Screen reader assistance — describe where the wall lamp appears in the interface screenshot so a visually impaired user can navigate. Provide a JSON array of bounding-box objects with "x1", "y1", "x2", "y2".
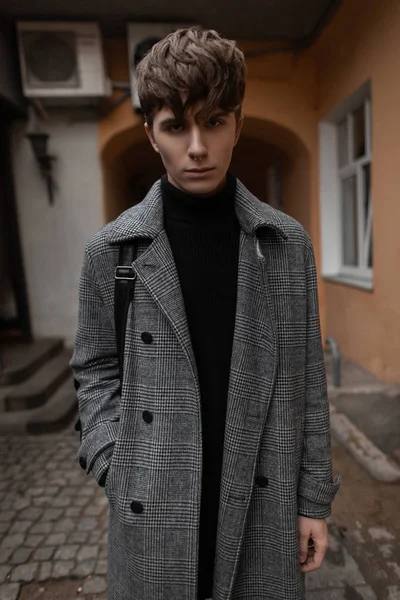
[{"x1": 26, "y1": 132, "x2": 57, "y2": 205}]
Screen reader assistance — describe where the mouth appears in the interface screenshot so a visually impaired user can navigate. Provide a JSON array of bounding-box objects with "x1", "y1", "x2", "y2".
[{"x1": 185, "y1": 167, "x2": 215, "y2": 174}]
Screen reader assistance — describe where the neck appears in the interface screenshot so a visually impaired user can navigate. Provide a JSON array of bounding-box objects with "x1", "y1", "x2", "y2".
[{"x1": 161, "y1": 172, "x2": 237, "y2": 223}]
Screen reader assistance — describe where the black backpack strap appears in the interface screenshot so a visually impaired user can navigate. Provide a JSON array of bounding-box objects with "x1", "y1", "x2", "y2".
[
  {"x1": 75, "y1": 240, "x2": 138, "y2": 443},
  {"x1": 114, "y1": 241, "x2": 138, "y2": 383}
]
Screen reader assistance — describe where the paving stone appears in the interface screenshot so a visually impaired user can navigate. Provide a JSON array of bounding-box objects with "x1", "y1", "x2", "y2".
[
  {"x1": 72, "y1": 559, "x2": 96, "y2": 577},
  {"x1": 44, "y1": 461, "x2": 58, "y2": 471},
  {"x1": 77, "y1": 545, "x2": 99, "y2": 561},
  {"x1": 94, "y1": 495, "x2": 109, "y2": 508},
  {"x1": 68, "y1": 532, "x2": 88, "y2": 544},
  {"x1": 0, "y1": 583, "x2": 21, "y2": 600},
  {"x1": 8, "y1": 521, "x2": 30, "y2": 534},
  {"x1": 0, "y1": 524, "x2": 10, "y2": 535},
  {"x1": 54, "y1": 545, "x2": 79, "y2": 561},
  {"x1": 0, "y1": 512, "x2": 15, "y2": 523},
  {"x1": 32, "y1": 497, "x2": 52, "y2": 507},
  {"x1": 0, "y1": 549, "x2": 13, "y2": 564},
  {"x1": 51, "y1": 560, "x2": 74, "y2": 578},
  {"x1": 88, "y1": 531, "x2": 102, "y2": 544},
  {"x1": 45, "y1": 486, "x2": 60, "y2": 496},
  {"x1": 61, "y1": 486, "x2": 80, "y2": 497},
  {"x1": 18, "y1": 507, "x2": 43, "y2": 522},
  {"x1": 13, "y1": 498, "x2": 30, "y2": 511},
  {"x1": 29, "y1": 522, "x2": 52, "y2": 535},
  {"x1": 73, "y1": 496, "x2": 89, "y2": 507},
  {"x1": 82, "y1": 576, "x2": 107, "y2": 595},
  {"x1": 39, "y1": 508, "x2": 63, "y2": 522},
  {"x1": 33, "y1": 547, "x2": 55, "y2": 561},
  {"x1": 46, "y1": 478, "x2": 67, "y2": 486},
  {"x1": 0, "y1": 566, "x2": 11, "y2": 583},
  {"x1": 37, "y1": 561, "x2": 52, "y2": 582},
  {"x1": 101, "y1": 531, "x2": 109, "y2": 544},
  {"x1": 24, "y1": 534, "x2": 44, "y2": 549},
  {"x1": 95, "y1": 559, "x2": 108, "y2": 575},
  {"x1": 54, "y1": 518, "x2": 75, "y2": 533},
  {"x1": 27, "y1": 487, "x2": 45, "y2": 497},
  {"x1": 10, "y1": 562, "x2": 38, "y2": 582},
  {"x1": 51, "y1": 496, "x2": 70, "y2": 508},
  {"x1": 44, "y1": 533, "x2": 66, "y2": 546},
  {"x1": 84, "y1": 504, "x2": 104, "y2": 517},
  {"x1": 80, "y1": 517, "x2": 97, "y2": 532},
  {"x1": 65, "y1": 508, "x2": 81, "y2": 518},
  {"x1": 9, "y1": 548, "x2": 31, "y2": 565},
  {"x1": 79, "y1": 486, "x2": 95, "y2": 497},
  {"x1": 0, "y1": 535, "x2": 25, "y2": 550}
]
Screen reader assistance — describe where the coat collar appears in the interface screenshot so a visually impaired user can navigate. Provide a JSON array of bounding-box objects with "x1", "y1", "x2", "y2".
[{"x1": 107, "y1": 178, "x2": 288, "y2": 244}]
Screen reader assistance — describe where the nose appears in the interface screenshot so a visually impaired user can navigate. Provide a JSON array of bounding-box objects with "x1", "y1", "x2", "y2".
[{"x1": 188, "y1": 126, "x2": 208, "y2": 162}]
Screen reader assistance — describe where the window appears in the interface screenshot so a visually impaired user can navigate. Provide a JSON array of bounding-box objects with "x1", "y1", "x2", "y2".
[
  {"x1": 319, "y1": 82, "x2": 373, "y2": 290},
  {"x1": 337, "y1": 100, "x2": 373, "y2": 277}
]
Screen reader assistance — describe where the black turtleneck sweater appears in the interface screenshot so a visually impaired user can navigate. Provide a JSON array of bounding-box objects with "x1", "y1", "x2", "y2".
[{"x1": 161, "y1": 173, "x2": 240, "y2": 600}]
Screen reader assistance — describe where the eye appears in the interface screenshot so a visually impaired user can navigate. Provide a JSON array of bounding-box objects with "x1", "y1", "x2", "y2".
[
  {"x1": 206, "y1": 118, "x2": 223, "y2": 128},
  {"x1": 167, "y1": 122, "x2": 184, "y2": 133}
]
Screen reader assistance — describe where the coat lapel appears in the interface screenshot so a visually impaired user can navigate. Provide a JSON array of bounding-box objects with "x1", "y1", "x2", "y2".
[
  {"x1": 108, "y1": 180, "x2": 199, "y2": 391},
  {"x1": 213, "y1": 228, "x2": 279, "y2": 599},
  {"x1": 133, "y1": 231, "x2": 199, "y2": 390}
]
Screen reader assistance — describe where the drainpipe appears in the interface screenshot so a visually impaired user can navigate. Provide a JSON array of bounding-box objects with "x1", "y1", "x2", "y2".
[{"x1": 325, "y1": 337, "x2": 341, "y2": 388}]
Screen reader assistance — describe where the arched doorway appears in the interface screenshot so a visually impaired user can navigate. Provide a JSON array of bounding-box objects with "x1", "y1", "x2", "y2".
[{"x1": 101, "y1": 115, "x2": 311, "y2": 235}]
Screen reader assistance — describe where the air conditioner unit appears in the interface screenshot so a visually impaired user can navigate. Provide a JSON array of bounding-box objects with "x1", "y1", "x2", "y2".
[
  {"x1": 127, "y1": 23, "x2": 194, "y2": 114},
  {"x1": 17, "y1": 21, "x2": 110, "y2": 106}
]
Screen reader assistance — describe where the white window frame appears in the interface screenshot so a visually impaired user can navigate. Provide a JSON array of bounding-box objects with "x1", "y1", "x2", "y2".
[{"x1": 319, "y1": 81, "x2": 373, "y2": 290}]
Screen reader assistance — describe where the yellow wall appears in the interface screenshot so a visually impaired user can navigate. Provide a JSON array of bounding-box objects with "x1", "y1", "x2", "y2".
[{"x1": 312, "y1": 0, "x2": 400, "y2": 381}]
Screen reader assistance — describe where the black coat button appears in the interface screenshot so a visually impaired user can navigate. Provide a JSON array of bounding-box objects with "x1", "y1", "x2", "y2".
[
  {"x1": 141, "y1": 332, "x2": 153, "y2": 344},
  {"x1": 79, "y1": 457, "x2": 87, "y2": 470},
  {"x1": 143, "y1": 410, "x2": 153, "y2": 424},
  {"x1": 130, "y1": 501, "x2": 144, "y2": 514},
  {"x1": 255, "y1": 476, "x2": 269, "y2": 487}
]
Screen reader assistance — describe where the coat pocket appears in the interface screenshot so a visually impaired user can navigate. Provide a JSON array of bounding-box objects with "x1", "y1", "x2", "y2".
[{"x1": 105, "y1": 463, "x2": 150, "y2": 526}]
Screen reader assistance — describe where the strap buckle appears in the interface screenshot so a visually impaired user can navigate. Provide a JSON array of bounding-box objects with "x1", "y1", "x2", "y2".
[{"x1": 115, "y1": 266, "x2": 136, "y2": 280}]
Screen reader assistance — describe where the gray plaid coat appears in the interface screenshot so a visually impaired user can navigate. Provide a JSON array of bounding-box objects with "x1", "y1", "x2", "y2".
[{"x1": 70, "y1": 178, "x2": 340, "y2": 600}]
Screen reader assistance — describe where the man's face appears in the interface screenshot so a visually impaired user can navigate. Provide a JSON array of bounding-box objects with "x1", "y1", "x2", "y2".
[{"x1": 145, "y1": 99, "x2": 243, "y2": 196}]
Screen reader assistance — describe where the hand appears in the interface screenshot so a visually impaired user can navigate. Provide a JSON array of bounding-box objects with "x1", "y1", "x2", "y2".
[{"x1": 298, "y1": 516, "x2": 329, "y2": 573}]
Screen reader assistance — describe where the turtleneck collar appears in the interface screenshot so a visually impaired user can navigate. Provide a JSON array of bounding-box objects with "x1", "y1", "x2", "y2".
[{"x1": 161, "y1": 172, "x2": 237, "y2": 223}]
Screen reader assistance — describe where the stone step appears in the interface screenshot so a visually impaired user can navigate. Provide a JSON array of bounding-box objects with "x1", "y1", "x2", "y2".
[
  {"x1": 0, "y1": 376, "x2": 77, "y2": 435},
  {"x1": 0, "y1": 338, "x2": 64, "y2": 385},
  {"x1": 4, "y1": 349, "x2": 72, "y2": 412},
  {"x1": 27, "y1": 376, "x2": 78, "y2": 435}
]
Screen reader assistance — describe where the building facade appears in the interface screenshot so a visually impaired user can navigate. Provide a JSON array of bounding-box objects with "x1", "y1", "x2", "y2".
[{"x1": 0, "y1": 0, "x2": 399, "y2": 383}]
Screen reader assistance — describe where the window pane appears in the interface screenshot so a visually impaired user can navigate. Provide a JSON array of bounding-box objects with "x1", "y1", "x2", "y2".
[
  {"x1": 363, "y1": 163, "x2": 373, "y2": 267},
  {"x1": 353, "y1": 104, "x2": 366, "y2": 159},
  {"x1": 342, "y1": 175, "x2": 358, "y2": 266},
  {"x1": 368, "y1": 239, "x2": 373, "y2": 268},
  {"x1": 338, "y1": 119, "x2": 348, "y2": 167}
]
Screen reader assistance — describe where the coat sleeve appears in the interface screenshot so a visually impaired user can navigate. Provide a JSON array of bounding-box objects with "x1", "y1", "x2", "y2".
[
  {"x1": 297, "y1": 245, "x2": 341, "y2": 519},
  {"x1": 70, "y1": 243, "x2": 120, "y2": 487}
]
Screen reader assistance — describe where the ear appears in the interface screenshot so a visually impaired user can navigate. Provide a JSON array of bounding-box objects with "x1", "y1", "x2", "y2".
[
  {"x1": 234, "y1": 114, "x2": 244, "y2": 146},
  {"x1": 144, "y1": 122, "x2": 159, "y2": 153}
]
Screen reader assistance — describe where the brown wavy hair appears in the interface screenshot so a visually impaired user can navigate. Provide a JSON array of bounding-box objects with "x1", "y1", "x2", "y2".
[{"x1": 135, "y1": 27, "x2": 246, "y2": 126}]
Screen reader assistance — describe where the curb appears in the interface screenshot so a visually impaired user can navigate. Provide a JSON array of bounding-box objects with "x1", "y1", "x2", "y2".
[{"x1": 329, "y1": 403, "x2": 400, "y2": 483}]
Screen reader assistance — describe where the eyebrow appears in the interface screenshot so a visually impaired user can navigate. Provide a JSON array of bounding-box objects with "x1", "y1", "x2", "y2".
[
  {"x1": 158, "y1": 117, "x2": 179, "y2": 128},
  {"x1": 159, "y1": 110, "x2": 230, "y2": 128}
]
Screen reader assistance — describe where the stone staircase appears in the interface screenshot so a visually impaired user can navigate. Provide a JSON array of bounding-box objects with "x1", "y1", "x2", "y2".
[{"x1": 0, "y1": 338, "x2": 77, "y2": 434}]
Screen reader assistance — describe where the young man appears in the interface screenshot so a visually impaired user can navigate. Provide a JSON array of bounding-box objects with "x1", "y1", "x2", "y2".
[{"x1": 71, "y1": 27, "x2": 340, "y2": 600}]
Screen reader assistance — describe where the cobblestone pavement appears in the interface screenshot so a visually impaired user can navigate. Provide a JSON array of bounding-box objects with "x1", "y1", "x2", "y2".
[{"x1": 0, "y1": 427, "x2": 377, "y2": 600}]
